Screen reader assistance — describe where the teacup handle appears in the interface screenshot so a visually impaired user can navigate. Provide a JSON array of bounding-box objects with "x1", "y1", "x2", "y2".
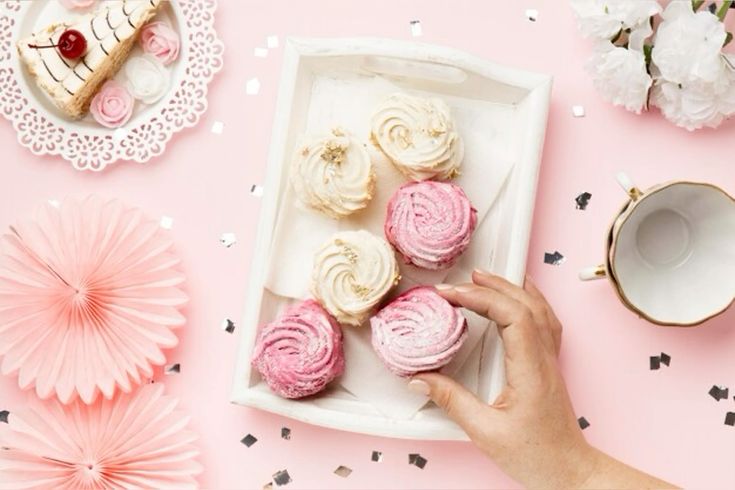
[
  {"x1": 579, "y1": 264, "x2": 606, "y2": 281},
  {"x1": 616, "y1": 172, "x2": 643, "y2": 201}
]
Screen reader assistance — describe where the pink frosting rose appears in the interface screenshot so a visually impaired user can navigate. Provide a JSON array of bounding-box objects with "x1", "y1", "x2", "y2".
[
  {"x1": 139, "y1": 22, "x2": 180, "y2": 66},
  {"x1": 89, "y1": 81, "x2": 134, "y2": 128},
  {"x1": 59, "y1": 0, "x2": 96, "y2": 10}
]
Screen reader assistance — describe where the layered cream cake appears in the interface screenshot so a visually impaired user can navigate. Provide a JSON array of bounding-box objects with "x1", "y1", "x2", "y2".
[{"x1": 17, "y1": 0, "x2": 162, "y2": 119}]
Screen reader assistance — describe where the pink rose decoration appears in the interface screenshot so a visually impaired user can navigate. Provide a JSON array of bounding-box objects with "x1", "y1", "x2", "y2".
[
  {"x1": 140, "y1": 22, "x2": 181, "y2": 66},
  {"x1": 89, "y1": 80, "x2": 134, "y2": 128},
  {"x1": 59, "y1": 0, "x2": 96, "y2": 10}
]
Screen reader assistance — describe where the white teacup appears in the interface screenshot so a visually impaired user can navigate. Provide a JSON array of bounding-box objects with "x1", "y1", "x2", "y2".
[{"x1": 580, "y1": 173, "x2": 735, "y2": 326}]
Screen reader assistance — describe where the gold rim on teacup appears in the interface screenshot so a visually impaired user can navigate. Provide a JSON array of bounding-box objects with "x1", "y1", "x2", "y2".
[{"x1": 580, "y1": 173, "x2": 735, "y2": 327}]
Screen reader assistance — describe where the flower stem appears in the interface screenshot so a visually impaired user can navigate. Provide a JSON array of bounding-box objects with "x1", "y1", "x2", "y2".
[
  {"x1": 717, "y1": 0, "x2": 733, "y2": 21},
  {"x1": 692, "y1": 0, "x2": 705, "y2": 11}
]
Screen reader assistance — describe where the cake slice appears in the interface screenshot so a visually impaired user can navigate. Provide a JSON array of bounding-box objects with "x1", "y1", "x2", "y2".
[{"x1": 17, "y1": 0, "x2": 162, "y2": 119}]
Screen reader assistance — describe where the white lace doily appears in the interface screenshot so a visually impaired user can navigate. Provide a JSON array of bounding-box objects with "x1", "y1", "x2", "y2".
[{"x1": 0, "y1": 0, "x2": 224, "y2": 171}]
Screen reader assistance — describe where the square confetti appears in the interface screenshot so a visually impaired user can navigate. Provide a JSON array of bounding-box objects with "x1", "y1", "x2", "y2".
[
  {"x1": 220, "y1": 232, "x2": 237, "y2": 248},
  {"x1": 251, "y1": 184, "x2": 264, "y2": 197},
  {"x1": 267, "y1": 35, "x2": 279, "y2": 49},
  {"x1": 572, "y1": 105, "x2": 586, "y2": 117},
  {"x1": 164, "y1": 363, "x2": 180, "y2": 375},
  {"x1": 262, "y1": 483, "x2": 273, "y2": 490},
  {"x1": 246, "y1": 78, "x2": 261, "y2": 95},
  {"x1": 410, "y1": 20, "x2": 422, "y2": 37},
  {"x1": 544, "y1": 251, "x2": 565, "y2": 266},
  {"x1": 578, "y1": 416, "x2": 590, "y2": 430},
  {"x1": 334, "y1": 466, "x2": 352, "y2": 478},
  {"x1": 649, "y1": 356, "x2": 660, "y2": 370},
  {"x1": 0, "y1": 410, "x2": 8, "y2": 424},
  {"x1": 709, "y1": 385, "x2": 729, "y2": 402},
  {"x1": 211, "y1": 121, "x2": 225, "y2": 134},
  {"x1": 408, "y1": 453, "x2": 427, "y2": 469},
  {"x1": 281, "y1": 427, "x2": 291, "y2": 440},
  {"x1": 159, "y1": 216, "x2": 174, "y2": 230},
  {"x1": 273, "y1": 469, "x2": 292, "y2": 486},
  {"x1": 221, "y1": 318, "x2": 236, "y2": 334},
  {"x1": 240, "y1": 434, "x2": 258, "y2": 447},
  {"x1": 371, "y1": 450, "x2": 383, "y2": 462},
  {"x1": 725, "y1": 412, "x2": 735, "y2": 427},
  {"x1": 525, "y1": 8, "x2": 539, "y2": 21},
  {"x1": 575, "y1": 192, "x2": 592, "y2": 210},
  {"x1": 659, "y1": 352, "x2": 671, "y2": 366},
  {"x1": 254, "y1": 47, "x2": 269, "y2": 58},
  {"x1": 47, "y1": 199, "x2": 60, "y2": 208}
]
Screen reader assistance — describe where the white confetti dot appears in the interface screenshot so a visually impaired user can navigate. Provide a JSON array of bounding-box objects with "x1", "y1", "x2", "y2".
[
  {"x1": 220, "y1": 232, "x2": 237, "y2": 248},
  {"x1": 250, "y1": 184, "x2": 264, "y2": 197},
  {"x1": 160, "y1": 216, "x2": 174, "y2": 229},
  {"x1": 525, "y1": 8, "x2": 539, "y2": 22},
  {"x1": 246, "y1": 78, "x2": 261, "y2": 95},
  {"x1": 572, "y1": 105, "x2": 586, "y2": 117},
  {"x1": 410, "y1": 20, "x2": 422, "y2": 37},
  {"x1": 254, "y1": 47, "x2": 268, "y2": 58},
  {"x1": 113, "y1": 128, "x2": 128, "y2": 142},
  {"x1": 267, "y1": 35, "x2": 279, "y2": 49},
  {"x1": 211, "y1": 121, "x2": 224, "y2": 134},
  {"x1": 47, "y1": 199, "x2": 60, "y2": 208}
]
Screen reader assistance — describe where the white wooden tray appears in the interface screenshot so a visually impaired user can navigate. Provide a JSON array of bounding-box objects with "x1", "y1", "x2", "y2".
[{"x1": 231, "y1": 38, "x2": 552, "y2": 440}]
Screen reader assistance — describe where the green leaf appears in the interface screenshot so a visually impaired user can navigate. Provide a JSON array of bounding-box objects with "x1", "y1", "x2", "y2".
[
  {"x1": 725, "y1": 32, "x2": 734, "y2": 46},
  {"x1": 643, "y1": 44, "x2": 653, "y2": 66}
]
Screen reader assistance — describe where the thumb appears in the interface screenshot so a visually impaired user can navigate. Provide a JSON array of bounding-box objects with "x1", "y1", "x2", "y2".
[{"x1": 410, "y1": 372, "x2": 490, "y2": 437}]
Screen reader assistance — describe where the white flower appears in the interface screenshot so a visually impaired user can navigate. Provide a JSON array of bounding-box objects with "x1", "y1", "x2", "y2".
[
  {"x1": 586, "y1": 25, "x2": 653, "y2": 113},
  {"x1": 124, "y1": 54, "x2": 171, "y2": 105},
  {"x1": 570, "y1": 0, "x2": 662, "y2": 39},
  {"x1": 651, "y1": 1, "x2": 726, "y2": 84},
  {"x1": 651, "y1": 67, "x2": 735, "y2": 130}
]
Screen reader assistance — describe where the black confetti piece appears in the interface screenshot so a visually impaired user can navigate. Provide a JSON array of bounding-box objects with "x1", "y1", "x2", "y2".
[
  {"x1": 0, "y1": 411, "x2": 8, "y2": 423},
  {"x1": 222, "y1": 318, "x2": 236, "y2": 334},
  {"x1": 544, "y1": 251, "x2": 565, "y2": 266},
  {"x1": 408, "y1": 453, "x2": 428, "y2": 469},
  {"x1": 575, "y1": 192, "x2": 592, "y2": 210},
  {"x1": 164, "y1": 363, "x2": 180, "y2": 375},
  {"x1": 334, "y1": 466, "x2": 352, "y2": 478},
  {"x1": 709, "y1": 385, "x2": 729, "y2": 401},
  {"x1": 371, "y1": 450, "x2": 383, "y2": 462},
  {"x1": 649, "y1": 356, "x2": 660, "y2": 370},
  {"x1": 578, "y1": 416, "x2": 590, "y2": 430},
  {"x1": 659, "y1": 352, "x2": 671, "y2": 366},
  {"x1": 273, "y1": 469, "x2": 292, "y2": 486},
  {"x1": 725, "y1": 412, "x2": 735, "y2": 427},
  {"x1": 240, "y1": 434, "x2": 258, "y2": 447},
  {"x1": 281, "y1": 427, "x2": 291, "y2": 440}
]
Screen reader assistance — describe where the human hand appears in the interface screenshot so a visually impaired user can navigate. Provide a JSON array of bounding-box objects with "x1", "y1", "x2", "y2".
[{"x1": 409, "y1": 270, "x2": 674, "y2": 489}]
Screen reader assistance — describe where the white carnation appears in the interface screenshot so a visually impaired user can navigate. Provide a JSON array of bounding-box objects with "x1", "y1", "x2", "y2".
[
  {"x1": 651, "y1": 1, "x2": 726, "y2": 84},
  {"x1": 570, "y1": 0, "x2": 662, "y2": 39},
  {"x1": 125, "y1": 54, "x2": 171, "y2": 105},
  {"x1": 586, "y1": 25, "x2": 653, "y2": 113}
]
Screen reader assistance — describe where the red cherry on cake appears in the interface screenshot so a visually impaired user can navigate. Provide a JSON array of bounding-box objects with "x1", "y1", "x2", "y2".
[{"x1": 28, "y1": 29, "x2": 87, "y2": 60}]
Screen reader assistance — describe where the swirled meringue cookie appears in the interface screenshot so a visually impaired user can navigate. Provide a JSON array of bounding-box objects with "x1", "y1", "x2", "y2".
[
  {"x1": 385, "y1": 181, "x2": 477, "y2": 270},
  {"x1": 251, "y1": 299, "x2": 345, "y2": 399},
  {"x1": 291, "y1": 129, "x2": 376, "y2": 219},
  {"x1": 312, "y1": 230, "x2": 400, "y2": 326},
  {"x1": 371, "y1": 93, "x2": 464, "y2": 181},
  {"x1": 371, "y1": 286, "x2": 468, "y2": 377}
]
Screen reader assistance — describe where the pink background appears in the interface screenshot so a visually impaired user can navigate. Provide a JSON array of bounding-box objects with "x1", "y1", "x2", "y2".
[{"x1": 2, "y1": 0, "x2": 735, "y2": 488}]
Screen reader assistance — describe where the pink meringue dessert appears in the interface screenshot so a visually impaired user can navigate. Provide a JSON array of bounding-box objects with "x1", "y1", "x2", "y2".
[
  {"x1": 385, "y1": 181, "x2": 477, "y2": 270},
  {"x1": 252, "y1": 300, "x2": 345, "y2": 399},
  {"x1": 370, "y1": 286, "x2": 468, "y2": 377}
]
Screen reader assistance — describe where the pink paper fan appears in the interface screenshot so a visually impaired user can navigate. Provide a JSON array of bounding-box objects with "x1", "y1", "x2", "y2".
[
  {"x1": 0, "y1": 383, "x2": 202, "y2": 489},
  {"x1": 0, "y1": 196, "x2": 187, "y2": 404}
]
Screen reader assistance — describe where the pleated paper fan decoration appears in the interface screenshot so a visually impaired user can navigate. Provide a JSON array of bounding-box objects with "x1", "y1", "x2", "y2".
[
  {"x1": 0, "y1": 384, "x2": 202, "y2": 489},
  {"x1": 0, "y1": 196, "x2": 188, "y2": 404}
]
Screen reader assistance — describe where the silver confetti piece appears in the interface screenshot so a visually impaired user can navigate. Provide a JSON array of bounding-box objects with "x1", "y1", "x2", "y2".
[
  {"x1": 221, "y1": 318, "x2": 236, "y2": 334},
  {"x1": 211, "y1": 121, "x2": 225, "y2": 134},
  {"x1": 220, "y1": 232, "x2": 237, "y2": 248},
  {"x1": 254, "y1": 47, "x2": 268, "y2": 58},
  {"x1": 572, "y1": 105, "x2": 586, "y2": 117},
  {"x1": 251, "y1": 184, "x2": 264, "y2": 197},
  {"x1": 240, "y1": 434, "x2": 258, "y2": 447},
  {"x1": 334, "y1": 466, "x2": 352, "y2": 478},
  {"x1": 409, "y1": 20, "x2": 422, "y2": 37},
  {"x1": 650, "y1": 356, "x2": 661, "y2": 370},
  {"x1": 0, "y1": 411, "x2": 8, "y2": 423},
  {"x1": 709, "y1": 385, "x2": 729, "y2": 401},
  {"x1": 725, "y1": 412, "x2": 735, "y2": 426},
  {"x1": 267, "y1": 35, "x2": 279, "y2": 49},
  {"x1": 371, "y1": 451, "x2": 383, "y2": 462},
  {"x1": 273, "y1": 469, "x2": 292, "y2": 486},
  {"x1": 164, "y1": 363, "x2": 180, "y2": 375},
  {"x1": 575, "y1": 192, "x2": 592, "y2": 210},
  {"x1": 47, "y1": 199, "x2": 60, "y2": 208},
  {"x1": 281, "y1": 427, "x2": 291, "y2": 440},
  {"x1": 159, "y1": 216, "x2": 174, "y2": 230},
  {"x1": 408, "y1": 453, "x2": 427, "y2": 469},
  {"x1": 246, "y1": 78, "x2": 261, "y2": 95},
  {"x1": 525, "y1": 8, "x2": 538, "y2": 21},
  {"x1": 544, "y1": 251, "x2": 565, "y2": 266},
  {"x1": 659, "y1": 352, "x2": 671, "y2": 366}
]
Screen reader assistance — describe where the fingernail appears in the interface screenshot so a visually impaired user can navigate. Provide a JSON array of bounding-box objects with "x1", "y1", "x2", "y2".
[
  {"x1": 473, "y1": 268, "x2": 491, "y2": 275},
  {"x1": 434, "y1": 283, "x2": 453, "y2": 291},
  {"x1": 455, "y1": 285, "x2": 474, "y2": 293},
  {"x1": 408, "y1": 379, "x2": 430, "y2": 396}
]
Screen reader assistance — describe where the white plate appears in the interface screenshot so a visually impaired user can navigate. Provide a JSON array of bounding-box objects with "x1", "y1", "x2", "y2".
[
  {"x1": 0, "y1": 0, "x2": 223, "y2": 171},
  {"x1": 231, "y1": 37, "x2": 552, "y2": 440}
]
